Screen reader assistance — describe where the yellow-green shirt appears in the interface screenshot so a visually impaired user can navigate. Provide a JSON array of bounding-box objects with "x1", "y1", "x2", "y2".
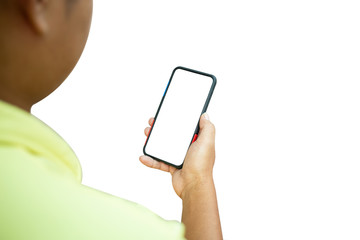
[{"x1": 0, "y1": 100, "x2": 185, "y2": 240}]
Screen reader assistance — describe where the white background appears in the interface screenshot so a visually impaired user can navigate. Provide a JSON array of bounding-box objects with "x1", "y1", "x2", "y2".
[{"x1": 32, "y1": 1, "x2": 360, "y2": 239}]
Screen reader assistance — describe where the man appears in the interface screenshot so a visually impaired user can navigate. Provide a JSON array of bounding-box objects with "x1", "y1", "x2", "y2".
[{"x1": 0, "y1": 0, "x2": 222, "y2": 239}]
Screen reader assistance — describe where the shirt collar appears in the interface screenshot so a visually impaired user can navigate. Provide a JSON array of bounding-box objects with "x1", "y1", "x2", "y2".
[{"x1": 0, "y1": 100, "x2": 82, "y2": 182}]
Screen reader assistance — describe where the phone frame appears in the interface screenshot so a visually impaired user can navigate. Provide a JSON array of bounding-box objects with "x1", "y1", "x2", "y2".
[{"x1": 143, "y1": 66, "x2": 217, "y2": 169}]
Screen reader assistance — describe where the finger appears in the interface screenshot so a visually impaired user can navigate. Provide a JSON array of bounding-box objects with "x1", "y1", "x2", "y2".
[
  {"x1": 197, "y1": 113, "x2": 215, "y2": 144},
  {"x1": 148, "y1": 117, "x2": 155, "y2": 126},
  {"x1": 140, "y1": 155, "x2": 175, "y2": 173},
  {"x1": 139, "y1": 155, "x2": 175, "y2": 173},
  {"x1": 144, "y1": 127, "x2": 151, "y2": 136}
]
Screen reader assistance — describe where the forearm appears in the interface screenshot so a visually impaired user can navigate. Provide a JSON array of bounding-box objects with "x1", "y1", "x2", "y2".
[{"x1": 181, "y1": 178, "x2": 222, "y2": 240}]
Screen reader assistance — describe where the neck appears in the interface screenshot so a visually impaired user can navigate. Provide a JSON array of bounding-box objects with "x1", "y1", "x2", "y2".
[{"x1": 0, "y1": 88, "x2": 32, "y2": 112}]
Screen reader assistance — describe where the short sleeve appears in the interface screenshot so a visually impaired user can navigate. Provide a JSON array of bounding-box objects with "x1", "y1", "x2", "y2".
[{"x1": 0, "y1": 147, "x2": 186, "y2": 240}]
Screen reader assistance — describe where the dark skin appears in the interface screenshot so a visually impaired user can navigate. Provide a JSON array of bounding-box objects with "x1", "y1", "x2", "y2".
[
  {"x1": 0, "y1": 1, "x2": 222, "y2": 239},
  {"x1": 0, "y1": 0, "x2": 92, "y2": 111}
]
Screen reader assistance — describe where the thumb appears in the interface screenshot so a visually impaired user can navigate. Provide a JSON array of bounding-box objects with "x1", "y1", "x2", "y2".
[{"x1": 197, "y1": 113, "x2": 215, "y2": 144}]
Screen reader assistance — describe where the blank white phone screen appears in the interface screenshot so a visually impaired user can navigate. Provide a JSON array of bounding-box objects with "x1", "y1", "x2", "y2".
[{"x1": 145, "y1": 68, "x2": 214, "y2": 166}]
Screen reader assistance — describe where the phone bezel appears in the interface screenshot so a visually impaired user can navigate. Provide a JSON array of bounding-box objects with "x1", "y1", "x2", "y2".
[{"x1": 143, "y1": 66, "x2": 217, "y2": 169}]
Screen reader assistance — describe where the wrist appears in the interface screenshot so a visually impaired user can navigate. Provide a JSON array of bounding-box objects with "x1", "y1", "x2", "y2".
[{"x1": 180, "y1": 175, "x2": 215, "y2": 200}]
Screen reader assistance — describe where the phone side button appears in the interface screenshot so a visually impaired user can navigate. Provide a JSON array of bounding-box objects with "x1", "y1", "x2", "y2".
[{"x1": 191, "y1": 134, "x2": 198, "y2": 143}]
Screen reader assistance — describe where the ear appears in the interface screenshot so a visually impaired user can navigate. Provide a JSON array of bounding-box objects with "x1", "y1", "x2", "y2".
[{"x1": 19, "y1": 0, "x2": 49, "y2": 35}]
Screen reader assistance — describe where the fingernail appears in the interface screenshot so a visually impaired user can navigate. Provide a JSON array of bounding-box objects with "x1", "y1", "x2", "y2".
[{"x1": 203, "y1": 113, "x2": 209, "y2": 120}]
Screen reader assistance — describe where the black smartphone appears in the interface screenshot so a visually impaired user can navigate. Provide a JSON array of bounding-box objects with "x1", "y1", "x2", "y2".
[{"x1": 143, "y1": 66, "x2": 217, "y2": 168}]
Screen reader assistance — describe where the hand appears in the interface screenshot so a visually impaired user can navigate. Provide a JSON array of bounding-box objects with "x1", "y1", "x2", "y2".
[{"x1": 139, "y1": 113, "x2": 216, "y2": 199}]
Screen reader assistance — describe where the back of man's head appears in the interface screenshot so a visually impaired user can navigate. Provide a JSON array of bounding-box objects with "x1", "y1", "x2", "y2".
[{"x1": 0, "y1": 0, "x2": 92, "y2": 112}]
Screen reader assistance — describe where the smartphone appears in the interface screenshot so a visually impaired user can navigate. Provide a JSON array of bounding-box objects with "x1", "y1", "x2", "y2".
[{"x1": 143, "y1": 66, "x2": 216, "y2": 168}]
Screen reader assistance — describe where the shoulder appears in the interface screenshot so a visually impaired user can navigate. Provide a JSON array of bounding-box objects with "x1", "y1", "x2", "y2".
[{"x1": 0, "y1": 146, "x2": 185, "y2": 240}]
